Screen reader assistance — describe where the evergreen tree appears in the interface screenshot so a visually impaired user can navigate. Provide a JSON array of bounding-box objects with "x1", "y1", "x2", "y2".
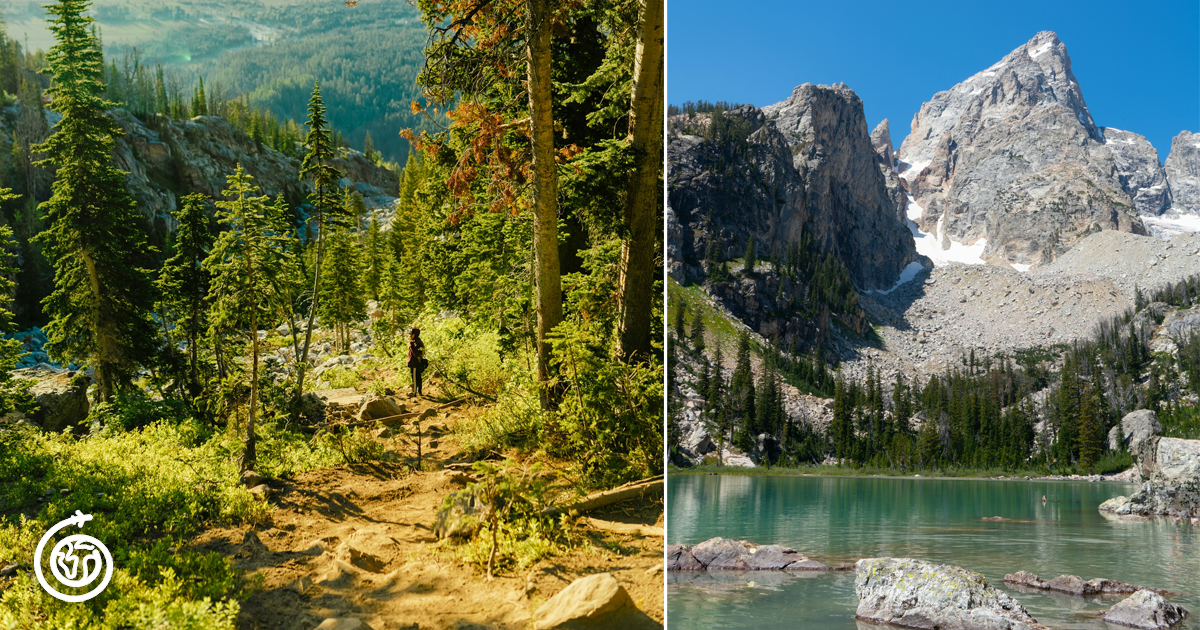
[
  {"x1": 730, "y1": 331, "x2": 756, "y2": 443},
  {"x1": 318, "y1": 227, "x2": 366, "y2": 353},
  {"x1": 293, "y1": 81, "x2": 346, "y2": 407},
  {"x1": 363, "y1": 131, "x2": 376, "y2": 163},
  {"x1": 743, "y1": 235, "x2": 756, "y2": 274},
  {"x1": 35, "y1": 0, "x2": 157, "y2": 402},
  {"x1": 205, "y1": 165, "x2": 288, "y2": 471},
  {"x1": 193, "y1": 76, "x2": 208, "y2": 116},
  {"x1": 158, "y1": 193, "x2": 214, "y2": 399},
  {"x1": 690, "y1": 310, "x2": 705, "y2": 355},
  {"x1": 0, "y1": 188, "x2": 25, "y2": 406},
  {"x1": 363, "y1": 210, "x2": 384, "y2": 302},
  {"x1": 673, "y1": 298, "x2": 686, "y2": 339}
]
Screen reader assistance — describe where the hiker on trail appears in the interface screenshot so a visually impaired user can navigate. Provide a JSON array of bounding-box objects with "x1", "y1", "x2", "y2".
[{"x1": 408, "y1": 328, "x2": 426, "y2": 397}]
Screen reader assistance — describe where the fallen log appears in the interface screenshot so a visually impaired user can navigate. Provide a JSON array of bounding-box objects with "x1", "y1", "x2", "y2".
[
  {"x1": 437, "y1": 398, "x2": 468, "y2": 411},
  {"x1": 580, "y1": 517, "x2": 663, "y2": 537},
  {"x1": 541, "y1": 475, "x2": 663, "y2": 517}
]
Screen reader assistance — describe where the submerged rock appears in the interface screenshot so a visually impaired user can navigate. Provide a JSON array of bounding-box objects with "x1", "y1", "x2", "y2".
[
  {"x1": 1102, "y1": 590, "x2": 1188, "y2": 629},
  {"x1": 1003, "y1": 570, "x2": 1168, "y2": 596},
  {"x1": 855, "y1": 558, "x2": 1046, "y2": 630},
  {"x1": 666, "y1": 538, "x2": 831, "y2": 571}
]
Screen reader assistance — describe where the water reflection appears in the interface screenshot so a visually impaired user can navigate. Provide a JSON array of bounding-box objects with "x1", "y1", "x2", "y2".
[{"x1": 668, "y1": 475, "x2": 1199, "y2": 630}]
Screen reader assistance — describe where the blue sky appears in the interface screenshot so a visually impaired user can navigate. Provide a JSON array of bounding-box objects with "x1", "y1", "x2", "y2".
[{"x1": 667, "y1": 0, "x2": 1199, "y2": 159}]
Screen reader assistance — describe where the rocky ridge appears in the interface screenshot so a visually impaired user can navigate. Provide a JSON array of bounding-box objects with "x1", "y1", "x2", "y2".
[
  {"x1": 1166, "y1": 131, "x2": 1200, "y2": 215},
  {"x1": 897, "y1": 31, "x2": 1146, "y2": 268}
]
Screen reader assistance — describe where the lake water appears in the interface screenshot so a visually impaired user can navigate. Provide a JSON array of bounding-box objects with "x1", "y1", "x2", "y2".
[{"x1": 668, "y1": 474, "x2": 1200, "y2": 629}]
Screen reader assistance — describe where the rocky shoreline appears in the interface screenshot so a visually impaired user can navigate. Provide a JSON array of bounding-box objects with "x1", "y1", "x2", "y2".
[{"x1": 669, "y1": 545, "x2": 1190, "y2": 629}]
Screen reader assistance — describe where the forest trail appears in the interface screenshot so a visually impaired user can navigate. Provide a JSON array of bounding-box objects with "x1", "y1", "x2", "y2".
[{"x1": 189, "y1": 382, "x2": 665, "y2": 630}]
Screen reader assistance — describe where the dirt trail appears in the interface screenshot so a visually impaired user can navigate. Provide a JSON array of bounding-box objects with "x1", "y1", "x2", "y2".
[{"x1": 191, "y1": 387, "x2": 664, "y2": 630}]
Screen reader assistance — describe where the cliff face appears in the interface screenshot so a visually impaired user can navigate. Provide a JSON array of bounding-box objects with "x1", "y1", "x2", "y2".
[
  {"x1": 1102, "y1": 127, "x2": 1170, "y2": 217},
  {"x1": 668, "y1": 83, "x2": 917, "y2": 292},
  {"x1": 109, "y1": 110, "x2": 399, "y2": 237},
  {"x1": 897, "y1": 31, "x2": 1146, "y2": 267},
  {"x1": 1166, "y1": 130, "x2": 1200, "y2": 215}
]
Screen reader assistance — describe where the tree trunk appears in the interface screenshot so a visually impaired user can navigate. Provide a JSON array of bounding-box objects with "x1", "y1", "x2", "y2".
[
  {"x1": 245, "y1": 273, "x2": 259, "y2": 472},
  {"x1": 80, "y1": 248, "x2": 113, "y2": 402},
  {"x1": 294, "y1": 221, "x2": 325, "y2": 409},
  {"x1": 526, "y1": 0, "x2": 562, "y2": 409},
  {"x1": 616, "y1": 0, "x2": 664, "y2": 363}
]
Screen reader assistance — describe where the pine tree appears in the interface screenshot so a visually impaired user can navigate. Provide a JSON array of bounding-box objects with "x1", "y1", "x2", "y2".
[
  {"x1": 293, "y1": 81, "x2": 346, "y2": 408},
  {"x1": 690, "y1": 310, "x2": 705, "y2": 355},
  {"x1": 363, "y1": 131, "x2": 376, "y2": 163},
  {"x1": 743, "y1": 235, "x2": 756, "y2": 274},
  {"x1": 34, "y1": 0, "x2": 158, "y2": 402},
  {"x1": 673, "y1": 298, "x2": 686, "y2": 339},
  {"x1": 0, "y1": 188, "x2": 24, "y2": 402},
  {"x1": 158, "y1": 193, "x2": 214, "y2": 399},
  {"x1": 154, "y1": 64, "x2": 168, "y2": 116},
  {"x1": 318, "y1": 227, "x2": 366, "y2": 353},
  {"x1": 205, "y1": 165, "x2": 288, "y2": 471},
  {"x1": 194, "y1": 76, "x2": 207, "y2": 116},
  {"x1": 363, "y1": 210, "x2": 384, "y2": 302},
  {"x1": 731, "y1": 331, "x2": 756, "y2": 441}
]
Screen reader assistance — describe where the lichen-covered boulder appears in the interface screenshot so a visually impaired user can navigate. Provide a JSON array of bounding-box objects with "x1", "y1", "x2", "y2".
[
  {"x1": 855, "y1": 558, "x2": 1047, "y2": 630},
  {"x1": 1102, "y1": 590, "x2": 1188, "y2": 629}
]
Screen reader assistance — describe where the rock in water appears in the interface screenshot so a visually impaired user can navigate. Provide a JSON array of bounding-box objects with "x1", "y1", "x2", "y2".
[
  {"x1": 1004, "y1": 571, "x2": 1168, "y2": 596},
  {"x1": 666, "y1": 538, "x2": 830, "y2": 571},
  {"x1": 28, "y1": 372, "x2": 90, "y2": 432},
  {"x1": 898, "y1": 31, "x2": 1144, "y2": 268},
  {"x1": 1166, "y1": 131, "x2": 1200, "y2": 214},
  {"x1": 534, "y1": 573, "x2": 659, "y2": 630},
  {"x1": 855, "y1": 558, "x2": 1046, "y2": 630},
  {"x1": 1109, "y1": 410, "x2": 1163, "y2": 454},
  {"x1": 1102, "y1": 590, "x2": 1188, "y2": 629}
]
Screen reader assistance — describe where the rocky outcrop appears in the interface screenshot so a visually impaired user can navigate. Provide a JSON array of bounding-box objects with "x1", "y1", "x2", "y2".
[
  {"x1": 1108, "y1": 409, "x2": 1163, "y2": 453},
  {"x1": 668, "y1": 82, "x2": 917, "y2": 292},
  {"x1": 870, "y1": 119, "x2": 895, "y2": 166},
  {"x1": 855, "y1": 558, "x2": 1046, "y2": 630},
  {"x1": 667, "y1": 538, "x2": 831, "y2": 571},
  {"x1": 108, "y1": 110, "x2": 398, "y2": 241},
  {"x1": 898, "y1": 31, "x2": 1144, "y2": 268},
  {"x1": 1100, "y1": 436, "x2": 1200, "y2": 517},
  {"x1": 1103, "y1": 127, "x2": 1170, "y2": 216},
  {"x1": 1165, "y1": 131, "x2": 1200, "y2": 214},
  {"x1": 1102, "y1": 590, "x2": 1188, "y2": 629},
  {"x1": 1003, "y1": 571, "x2": 1168, "y2": 597}
]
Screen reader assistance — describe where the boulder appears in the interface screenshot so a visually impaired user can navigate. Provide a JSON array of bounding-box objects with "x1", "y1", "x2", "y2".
[
  {"x1": 533, "y1": 573, "x2": 659, "y2": 630},
  {"x1": 248, "y1": 484, "x2": 272, "y2": 501},
  {"x1": 315, "y1": 618, "x2": 374, "y2": 630},
  {"x1": 357, "y1": 394, "x2": 405, "y2": 421},
  {"x1": 240, "y1": 470, "x2": 264, "y2": 487},
  {"x1": 855, "y1": 558, "x2": 1046, "y2": 630},
  {"x1": 28, "y1": 372, "x2": 90, "y2": 432},
  {"x1": 1102, "y1": 590, "x2": 1188, "y2": 629},
  {"x1": 667, "y1": 538, "x2": 830, "y2": 571},
  {"x1": 1103, "y1": 436, "x2": 1200, "y2": 517},
  {"x1": 1109, "y1": 410, "x2": 1162, "y2": 454}
]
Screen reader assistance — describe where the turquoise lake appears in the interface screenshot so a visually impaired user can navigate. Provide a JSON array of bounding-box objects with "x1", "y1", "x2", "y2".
[{"x1": 667, "y1": 474, "x2": 1200, "y2": 629}]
